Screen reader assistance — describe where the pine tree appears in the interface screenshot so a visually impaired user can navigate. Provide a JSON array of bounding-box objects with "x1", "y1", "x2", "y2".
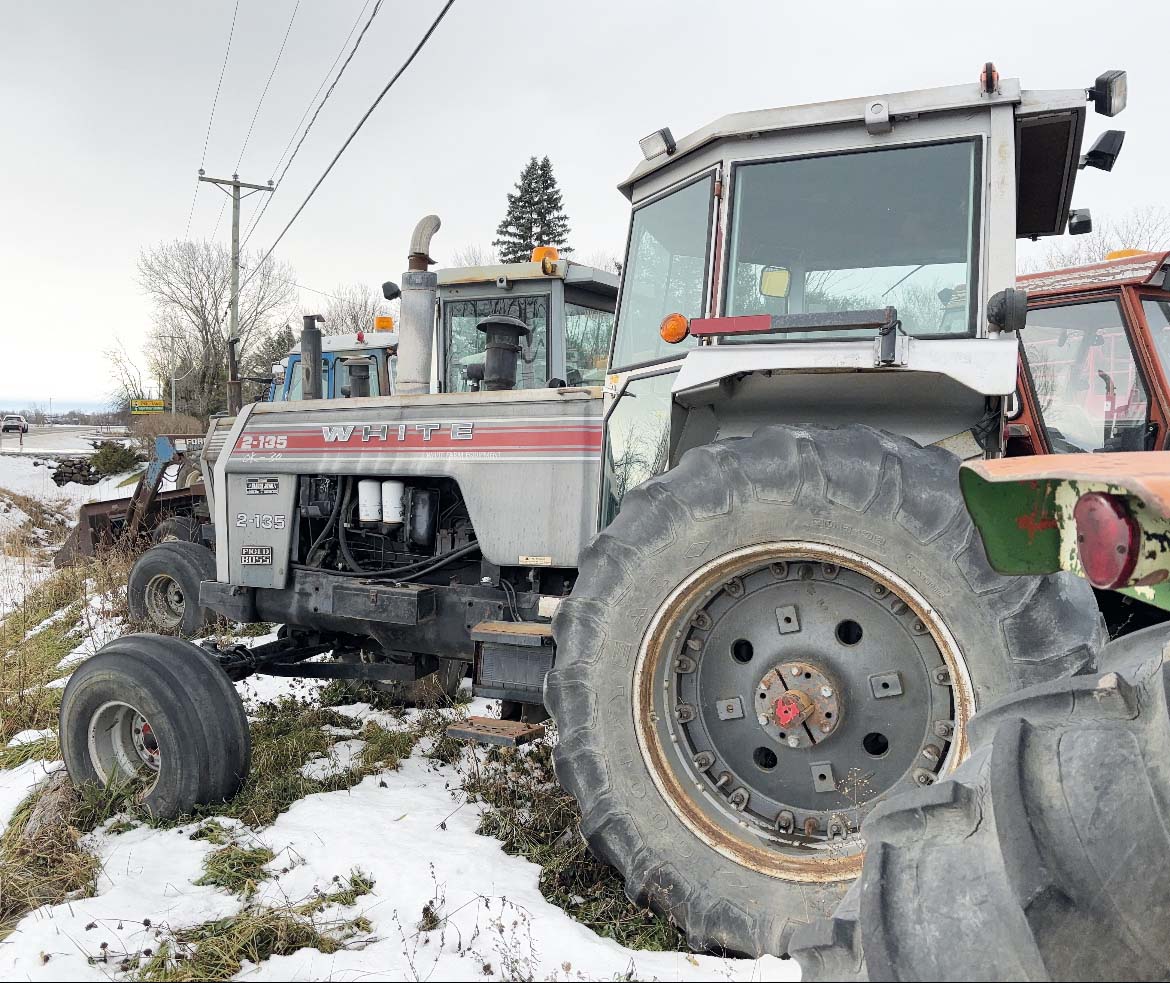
[{"x1": 493, "y1": 155, "x2": 573, "y2": 263}]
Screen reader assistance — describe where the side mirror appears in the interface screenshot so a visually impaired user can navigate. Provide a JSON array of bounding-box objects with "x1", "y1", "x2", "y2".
[
  {"x1": 382, "y1": 280, "x2": 401, "y2": 301},
  {"x1": 1069, "y1": 209, "x2": 1093, "y2": 236},
  {"x1": 759, "y1": 266, "x2": 792, "y2": 298},
  {"x1": 1080, "y1": 130, "x2": 1125, "y2": 172},
  {"x1": 987, "y1": 287, "x2": 1028, "y2": 333}
]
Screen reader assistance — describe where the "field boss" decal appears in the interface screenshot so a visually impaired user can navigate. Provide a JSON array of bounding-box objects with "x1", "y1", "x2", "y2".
[{"x1": 240, "y1": 545, "x2": 273, "y2": 566}]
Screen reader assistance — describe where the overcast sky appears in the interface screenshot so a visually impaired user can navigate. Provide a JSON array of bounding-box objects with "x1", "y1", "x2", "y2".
[{"x1": 1, "y1": 0, "x2": 1164, "y2": 409}]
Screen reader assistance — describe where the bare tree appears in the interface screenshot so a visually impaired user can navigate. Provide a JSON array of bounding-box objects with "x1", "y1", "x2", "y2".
[
  {"x1": 105, "y1": 339, "x2": 157, "y2": 409},
  {"x1": 1021, "y1": 205, "x2": 1170, "y2": 273},
  {"x1": 447, "y1": 244, "x2": 498, "y2": 267},
  {"x1": 135, "y1": 240, "x2": 296, "y2": 420},
  {"x1": 318, "y1": 283, "x2": 397, "y2": 337},
  {"x1": 581, "y1": 249, "x2": 623, "y2": 275}
]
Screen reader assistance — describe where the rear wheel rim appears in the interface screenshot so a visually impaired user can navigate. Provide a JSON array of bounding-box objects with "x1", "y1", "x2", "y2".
[
  {"x1": 87, "y1": 700, "x2": 161, "y2": 790},
  {"x1": 144, "y1": 573, "x2": 185, "y2": 629},
  {"x1": 632, "y1": 540, "x2": 975, "y2": 883}
]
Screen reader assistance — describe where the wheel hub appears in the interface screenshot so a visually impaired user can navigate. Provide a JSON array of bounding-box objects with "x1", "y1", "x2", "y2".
[
  {"x1": 634, "y1": 542, "x2": 974, "y2": 880},
  {"x1": 756, "y1": 661, "x2": 842, "y2": 748}
]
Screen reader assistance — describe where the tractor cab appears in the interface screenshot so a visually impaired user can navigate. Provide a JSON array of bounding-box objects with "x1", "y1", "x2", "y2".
[
  {"x1": 1011, "y1": 250, "x2": 1170, "y2": 456},
  {"x1": 269, "y1": 328, "x2": 399, "y2": 401},
  {"x1": 434, "y1": 250, "x2": 618, "y2": 393},
  {"x1": 601, "y1": 66, "x2": 1129, "y2": 522}
]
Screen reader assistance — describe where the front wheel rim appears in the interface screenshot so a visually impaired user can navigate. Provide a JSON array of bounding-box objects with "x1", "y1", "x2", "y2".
[
  {"x1": 143, "y1": 573, "x2": 185, "y2": 629},
  {"x1": 87, "y1": 700, "x2": 162, "y2": 790},
  {"x1": 632, "y1": 541, "x2": 975, "y2": 883}
]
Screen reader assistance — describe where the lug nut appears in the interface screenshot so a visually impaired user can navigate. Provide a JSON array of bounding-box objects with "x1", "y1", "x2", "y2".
[
  {"x1": 820, "y1": 686, "x2": 833, "y2": 698},
  {"x1": 790, "y1": 666, "x2": 801, "y2": 677},
  {"x1": 820, "y1": 722, "x2": 832, "y2": 733},
  {"x1": 758, "y1": 713, "x2": 770, "y2": 726},
  {"x1": 787, "y1": 736, "x2": 800, "y2": 748}
]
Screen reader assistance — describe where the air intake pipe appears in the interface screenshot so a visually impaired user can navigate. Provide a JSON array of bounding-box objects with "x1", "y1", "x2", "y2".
[
  {"x1": 397, "y1": 214, "x2": 441, "y2": 395},
  {"x1": 476, "y1": 315, "x2": 532, "y2": 391}
]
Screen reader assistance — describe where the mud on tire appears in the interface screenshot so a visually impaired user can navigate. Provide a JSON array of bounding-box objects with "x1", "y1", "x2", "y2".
[
  {"x1": 793, "y1": 621, "x2": 1170, "y2": 981},
  {"x1": 547, "y1": 425, "x2": 1105, "y2": 957}
]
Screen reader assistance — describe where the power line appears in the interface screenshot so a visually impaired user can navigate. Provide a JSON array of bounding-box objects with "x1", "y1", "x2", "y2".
[
  {"x1": 235, "y1": 0, "x2": 302, "y2": 172},
  {"x1": 241, "y1": 0, "x2": 381, "y2": 248},
  {"x1": 241, "y1": 0, "x2": 455, "y2": 294},
  {"x1": 184, "y1": 0, "x2": 241, "y2": 239}
]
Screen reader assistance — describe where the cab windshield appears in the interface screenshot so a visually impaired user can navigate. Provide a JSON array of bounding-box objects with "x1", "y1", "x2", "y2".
[
  {"x1": 725, "y1": 140, "x2": 979, "y2": 338},
  {"x1": 445, "y1": 296, "x2": 549, "y2": 392}
]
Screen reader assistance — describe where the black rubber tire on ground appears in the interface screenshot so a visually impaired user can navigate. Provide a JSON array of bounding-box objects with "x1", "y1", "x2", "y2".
[
  {"x1": 547, "y1": 425, "x2": 1106, "y2": 957},
  {"x1": 60, "y1": 632, "x2": 252, "y2": 818},
  {"x1": 128, "y1": 541, "x2": 216, "y2": 637},
  {"x1": 152, "y1": 515, "x2": 200, "y2": 545},
  {"x1": 792, "y1": 621, "x2": 1170, "y2": 982}
]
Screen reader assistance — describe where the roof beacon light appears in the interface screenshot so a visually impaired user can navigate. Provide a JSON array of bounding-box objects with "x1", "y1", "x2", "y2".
[
  {"x1": 1089, "y1": 69, "x2": 1127, "y2": 117},
  {"x1": 1073, "y1": 491, "x2": 1140, "y2": 589},
  {"x1": 531, "y1": 245, "x2": 559, "y2": 274},
  {"x1": 639, "y1": 127, "x2": 676, "y2": 161}
]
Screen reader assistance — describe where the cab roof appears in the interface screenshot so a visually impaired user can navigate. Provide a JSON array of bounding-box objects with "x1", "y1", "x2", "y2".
[
  {"x1": 1019, "y1": 250, "x2": 1170, "y2": 296},
  {"x1": 437, "y1": 259, "x2": 618, "y2": 298},
  {"x1": 289, "y1": 331, "x2": 398, "y2": 355}
]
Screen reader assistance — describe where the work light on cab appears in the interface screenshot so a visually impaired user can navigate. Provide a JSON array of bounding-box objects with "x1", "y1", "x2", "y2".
[
  {"x1": 1073, "y1": 492, "x2": 1140, "y2": 589},
  {"x1": 659, "y1": 312, "x2": 689, "y2": 344}
]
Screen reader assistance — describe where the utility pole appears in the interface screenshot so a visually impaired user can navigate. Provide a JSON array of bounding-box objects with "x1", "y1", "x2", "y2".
[{"x1": 197, "y1": 170, "x2": 274, "y2": 413}]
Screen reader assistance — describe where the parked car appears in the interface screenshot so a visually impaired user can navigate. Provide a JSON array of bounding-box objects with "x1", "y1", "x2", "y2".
[{"x1": 2, "y1": 414, "x2": 29, "y2": 433}]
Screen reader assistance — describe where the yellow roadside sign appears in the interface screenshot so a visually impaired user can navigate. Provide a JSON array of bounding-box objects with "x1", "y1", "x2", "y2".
[{"x1": 131, "y1": 399, "x2": 166, "y2": 415}]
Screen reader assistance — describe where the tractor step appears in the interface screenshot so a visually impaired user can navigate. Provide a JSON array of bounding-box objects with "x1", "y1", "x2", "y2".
[{"x1": 446, "y1": 715, "x2": 545, "y2": 747}]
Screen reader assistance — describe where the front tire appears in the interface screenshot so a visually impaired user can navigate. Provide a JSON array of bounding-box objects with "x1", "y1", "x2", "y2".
[
  {"x1": 60, "y1": 633, "x2": 251, "y2": 818},
  {"x1": 547, "y1": 425, "x2": 1105, "y2": 956},
  {"x1": 129, "y1": 541, "x2": 215, "y2": 636}
]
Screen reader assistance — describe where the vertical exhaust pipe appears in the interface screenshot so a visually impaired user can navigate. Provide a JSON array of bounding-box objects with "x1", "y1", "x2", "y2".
[
  {"x1": 301, "y1": 313, "x2": 324, "y2": 400},
  {"x1": 397, "y1": 214, "x2": 441, "y2": 396}
]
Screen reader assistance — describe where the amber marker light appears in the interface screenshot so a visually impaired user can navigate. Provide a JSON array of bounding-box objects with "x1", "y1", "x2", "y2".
[{"x1": 659, "y1": 312, "x2": 689, "y2": 344}]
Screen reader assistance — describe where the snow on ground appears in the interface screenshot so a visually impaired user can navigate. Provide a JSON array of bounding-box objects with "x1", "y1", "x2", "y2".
[
  {"x1": 0, "y1": 453, "x2": 138, "y2": 616},
  {"x1": 0, "y1": 462, "x2": 800, "y2": 982},
  {"x1": 0, "y1": 720, "x2": 794, "y2": 983}
]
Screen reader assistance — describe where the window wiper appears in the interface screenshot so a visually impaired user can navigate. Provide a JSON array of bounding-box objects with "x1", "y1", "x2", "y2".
[{"x1": 882, "y1": 263, "x2": 927, "y2": 298}]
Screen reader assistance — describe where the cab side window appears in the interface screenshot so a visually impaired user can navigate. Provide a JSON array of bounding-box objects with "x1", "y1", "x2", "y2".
[{"x1": 1022, "y1": 299, "x2": 1150, "y2": 452}]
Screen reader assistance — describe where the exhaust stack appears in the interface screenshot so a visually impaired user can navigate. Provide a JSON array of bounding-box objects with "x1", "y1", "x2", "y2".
[
  {"x1": 300, "y1": 314, "x2": 324, "y2": 400},
  {"x1": 397, "y1": 214, "x2": 441, "y2": 395}
]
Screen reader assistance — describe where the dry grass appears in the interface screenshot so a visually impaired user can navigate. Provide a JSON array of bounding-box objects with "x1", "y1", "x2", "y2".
[
  {"x1": 0, "y1": 545, "x2": 136, "y2": 746},
  {"x1": 195, "y1": 843, "x2": 276, "y2": 899},
  {"x1": 464, "y1": 736, "x2": 687, "y2": 952},
  {"x1": 0, "y1": 489, "x2": 70, "y2": 557},
  {"x1": 132, "y1": 870, "x2": 375, "y2": 981},
  {"x1": 0, "y1": 773, "x2": 141, "y2": 936}
]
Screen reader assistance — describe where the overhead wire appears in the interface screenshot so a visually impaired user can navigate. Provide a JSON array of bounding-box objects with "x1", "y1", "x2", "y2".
[
  {"x1": 239, "y1": 0, "x2": 455, "y2": 294},
  {"x1": 212, "y1": 0, "x2": 302, "y2": 239},
  {"x1": 184, "y1": 0, "x2": 241, "y2": 239},
  {"x1": 241, "y1": 0, "x2": 381, "y2": 248}
]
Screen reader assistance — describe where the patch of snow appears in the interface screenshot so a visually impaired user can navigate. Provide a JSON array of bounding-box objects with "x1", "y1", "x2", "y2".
[
  {"x1": 0, "y1": 760, "x2": 63, "y2": 839},
  {"x1": 0, "y1": 822, "x2": 243, "y2": 979},
  {"x1": 6, "y1": 729, "x2": 55, "y2": 748},
  {"x1": 300, "y1": 738, "x2": 367, "y2": 781}
]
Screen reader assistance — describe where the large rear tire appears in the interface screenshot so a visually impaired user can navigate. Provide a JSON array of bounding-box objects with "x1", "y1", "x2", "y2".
[
  {"x1": 792, "y1": 622, "x2": 1170, "y2": 981},
  {"x1": 60, "y1": 633, "x2": 251, "y2": 818},
  {"x1": 547, "y1": 425, "x2": 1105, "y2": 956},
  {"x1": 128, "y1": 541, "x2": 216, "y2": 637}
]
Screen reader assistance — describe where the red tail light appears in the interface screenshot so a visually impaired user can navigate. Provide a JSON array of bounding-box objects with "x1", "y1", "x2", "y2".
[{"x1": 1073, "y1": 492, "x2": 1140, "y2": 589}]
